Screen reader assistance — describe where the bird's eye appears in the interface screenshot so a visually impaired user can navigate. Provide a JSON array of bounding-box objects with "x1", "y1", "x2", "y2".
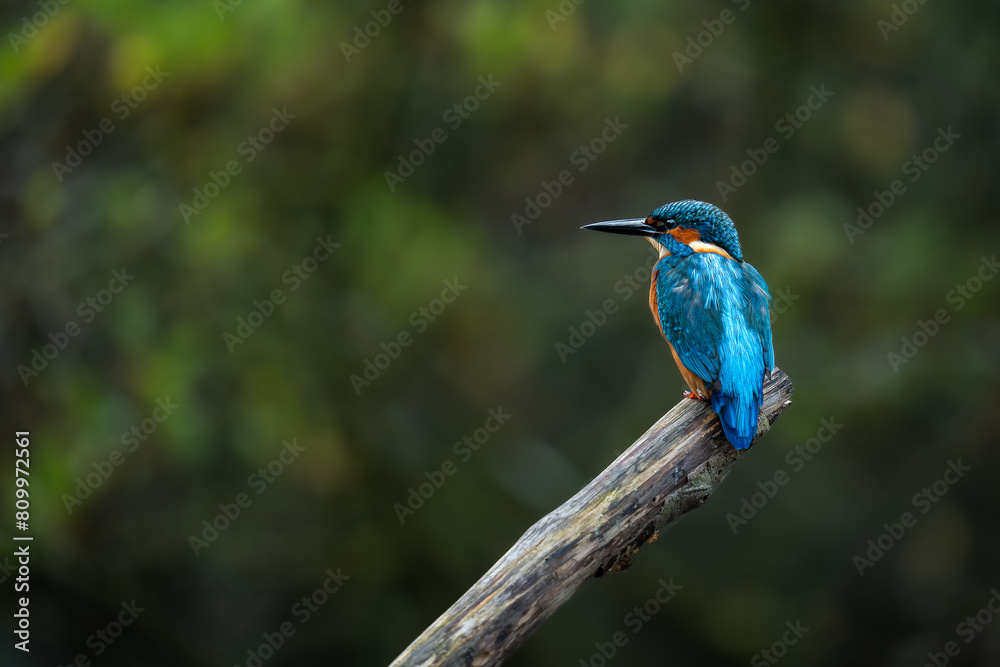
[{"x1": 647, "y1": 217, "x2": 675, "y2": 230}]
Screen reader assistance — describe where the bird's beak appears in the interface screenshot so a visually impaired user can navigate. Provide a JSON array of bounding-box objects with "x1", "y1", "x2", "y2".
[{"x1": 581, "y1": 218, "x2": 660, "y2": 237}]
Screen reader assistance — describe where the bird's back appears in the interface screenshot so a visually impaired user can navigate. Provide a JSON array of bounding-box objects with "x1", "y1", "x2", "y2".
[{"x1": 653, "y1": 252, "x2": 774, "y2": 449}]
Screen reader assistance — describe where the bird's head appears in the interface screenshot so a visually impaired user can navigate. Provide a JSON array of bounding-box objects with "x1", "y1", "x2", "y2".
[{"x1": 582, "y1": 199, "x2": 743, "y2": 261}]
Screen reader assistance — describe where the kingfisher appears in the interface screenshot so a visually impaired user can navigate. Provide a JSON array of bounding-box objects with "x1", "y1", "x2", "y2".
[{"x1": 582, "y1": 200, "x2": 774, "y2": 450}]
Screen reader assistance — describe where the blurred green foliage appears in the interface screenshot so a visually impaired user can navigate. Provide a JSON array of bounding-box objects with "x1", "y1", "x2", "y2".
[{"x1": 2, "y1": 0, "x2": 1000, "y2": 665}]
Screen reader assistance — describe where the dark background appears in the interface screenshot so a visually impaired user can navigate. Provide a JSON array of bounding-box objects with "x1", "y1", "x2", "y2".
[{"x1": 2, "y1": 0, "x2": 999, "y2": 665}]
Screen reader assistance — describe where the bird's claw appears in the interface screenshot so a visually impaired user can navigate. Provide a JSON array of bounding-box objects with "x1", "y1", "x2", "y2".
[{"x1": 683, "y1": 390, "x2": 709, "y2": 402}]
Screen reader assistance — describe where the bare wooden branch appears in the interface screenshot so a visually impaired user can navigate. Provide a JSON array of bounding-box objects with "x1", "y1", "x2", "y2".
[{"x1": 390, "y1": 369, "x2": 795, "y2": 667}]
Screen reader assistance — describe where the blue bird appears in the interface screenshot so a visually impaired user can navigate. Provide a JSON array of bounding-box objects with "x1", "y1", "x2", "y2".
[{"x1": 583, "y1": 200, "x2": 774, "y2": 450}]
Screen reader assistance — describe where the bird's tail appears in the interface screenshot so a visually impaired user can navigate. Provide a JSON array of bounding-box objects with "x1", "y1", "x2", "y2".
[
  {"x1": 711, "y1": 387, "x2": 762, "y2": 450},
  {"x1": 710, "y1": 333, "x2": 767, "y2": 449}
]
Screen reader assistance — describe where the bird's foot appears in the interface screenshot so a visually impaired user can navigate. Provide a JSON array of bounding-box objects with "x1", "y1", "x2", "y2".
[{"x1": 683, "y1": 390, "x2": 709, "y2": 402}]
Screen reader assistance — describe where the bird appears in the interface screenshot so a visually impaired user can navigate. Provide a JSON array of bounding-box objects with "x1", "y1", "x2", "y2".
[{"x1": 582, "y1": 200, "x2": 774, "y2": 450}]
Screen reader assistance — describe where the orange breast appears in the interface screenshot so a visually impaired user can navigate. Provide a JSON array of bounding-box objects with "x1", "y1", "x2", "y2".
[
  {"x1": 648, "y1": 266, "x2": 663, "y2": 336},
  {"x1": 668, "y1": 341, "x2": 710, "y2": 399},
  {"x1": 649, "y1": 247, "x2": 712, "y2": 399}
]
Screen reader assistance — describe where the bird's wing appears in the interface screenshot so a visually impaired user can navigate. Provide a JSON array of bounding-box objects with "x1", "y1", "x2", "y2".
[
  {"x1": 654, "y1": 252, "x2": 725, "y2": 383},
  {"x1": 654, "y1": 252, "x2": 773, "y2": 448},
  {"x1": 740, "y1": 261, "x2": 775, "y2": 373},
  {"x1": 654, "y1": 252, "x2": 772, "y2": 381}
]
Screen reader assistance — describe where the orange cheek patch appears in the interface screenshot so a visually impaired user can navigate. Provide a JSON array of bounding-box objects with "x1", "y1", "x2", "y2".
[{"x1": 669, "y1": 228, "x2": 701, "y2": 245}]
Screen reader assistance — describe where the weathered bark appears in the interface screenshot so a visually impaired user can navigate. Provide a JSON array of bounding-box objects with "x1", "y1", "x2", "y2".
[{"x1": 391, "y1": 369, "x2": 795, "y2": 667}]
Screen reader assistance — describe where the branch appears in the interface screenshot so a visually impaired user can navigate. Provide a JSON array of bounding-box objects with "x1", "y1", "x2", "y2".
[{"x1": 390, "y1": 368, "x2": 795, "y2": 667}]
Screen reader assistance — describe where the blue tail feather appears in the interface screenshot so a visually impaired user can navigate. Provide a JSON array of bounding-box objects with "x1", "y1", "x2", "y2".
[
  {"x1": 711, "y1": 389, "x2": 761, "y2": 450},
  {"x1": 711, "y1": 322, "x2": 767, "y2": 450}
]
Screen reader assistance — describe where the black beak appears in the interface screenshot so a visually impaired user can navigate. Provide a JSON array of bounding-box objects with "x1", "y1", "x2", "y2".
[{"x1": 581, "y1": 218, "x2": 660, "y2": 237}]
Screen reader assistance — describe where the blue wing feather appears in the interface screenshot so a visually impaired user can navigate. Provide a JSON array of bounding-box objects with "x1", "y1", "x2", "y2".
[{"x1": 654, "y1": 251, "x2": 773, "y2": 449}]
